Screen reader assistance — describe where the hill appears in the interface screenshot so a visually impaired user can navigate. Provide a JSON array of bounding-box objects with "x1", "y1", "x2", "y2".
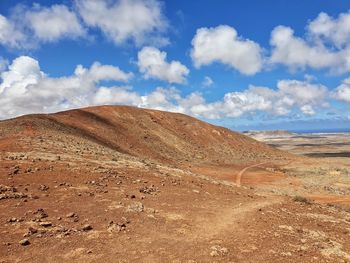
[{"x1": 0, "y1": 105, "x2": 290, "y2": 166}]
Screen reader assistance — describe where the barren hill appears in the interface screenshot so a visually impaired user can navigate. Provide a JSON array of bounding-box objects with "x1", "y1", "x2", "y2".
[
  {"x1": 1, "y1": 106, "x2": 349, "y2": 263},
  {"x1": 0, "y1": 105, "x2": 289, "y2": 166}
]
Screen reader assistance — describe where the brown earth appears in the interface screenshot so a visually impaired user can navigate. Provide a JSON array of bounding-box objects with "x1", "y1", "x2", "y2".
[{"x1": 1, "y1": 105, "x2": 349, "y2": 263}]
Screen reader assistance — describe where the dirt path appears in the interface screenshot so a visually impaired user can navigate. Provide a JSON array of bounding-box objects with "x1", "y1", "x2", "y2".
[
  {"x1": 235, "y1": 162, "x2": 268, "y2": 187},
  {"x1": 194, "y1": 197, "x2": 282, "y2": 240}
]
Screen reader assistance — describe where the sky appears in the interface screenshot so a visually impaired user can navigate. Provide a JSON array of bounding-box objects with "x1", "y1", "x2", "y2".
[{"x1": 1, "y1": 0, "x2": 350, "y2": 131}]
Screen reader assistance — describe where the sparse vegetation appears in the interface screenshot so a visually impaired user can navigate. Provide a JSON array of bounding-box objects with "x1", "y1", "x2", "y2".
[{"x1": 293, "y1": 195, "x2": 312, "y2": 204}]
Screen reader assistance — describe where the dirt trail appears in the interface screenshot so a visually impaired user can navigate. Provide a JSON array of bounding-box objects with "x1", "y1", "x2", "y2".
[
  {"x1": 195, "y1": 197, "x2": 282, "y2": 239},
  {"x1": 235, "y1": 162, "x2": 268, "y2": 187}
]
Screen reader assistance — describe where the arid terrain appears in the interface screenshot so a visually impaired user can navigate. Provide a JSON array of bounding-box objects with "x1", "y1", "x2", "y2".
[{"x1": 1, "y1": 106, "x2": 350, "y2": 263}]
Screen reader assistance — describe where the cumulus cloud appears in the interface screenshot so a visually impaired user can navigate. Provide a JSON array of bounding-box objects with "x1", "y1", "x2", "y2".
[
  {"x1": 0, "y1": 56, "x2": 133, "y2": 119},
  {"x1": 270, "y1": 26, "x2": 337, "y2": 69},
  {"x1": 300, "y1": 105, "x2": 315, "y2": 115},
  {"x1": 0, "y1": 14, "x2": 26, "y2": 48},
  {"x1": 0, "y1": 56, "x2": 197, "y2": 119},
  {"x1": 75, "y1": 62, "x2": 133, "y2": 82},
  {"x1": 0, "y1": 0, "x2": 168, "y2": 48},
  {"x1": 137, "y1": 46, "x2": 189, "y2": 84},
  {"x1": 277, "y1": 79, "x2": 328, "y2": 106},
  {"x1": 188, "y1": 80, "x2": 329, "y2": 119},
  {"x1": 0, "y1": 4, "x2": 85, "y2": 48},
  {"x1": 333, "y1": 77, "x2": 350, "y2": 103},
  {"x1": 191, "y1": 25, "x2": 263, "y2": 75},
  {"x1": 76, "y1": 0, "x2": 168, "y2": 46},
  {"x1": 308, "y1": 11, "x2": 350, "y2": 48},
  {"x1": 0, "y1": 56, "x2": 346, "y2": 121},
  {"x1": 270, "y1": 11, "x2": 350, "y2": 73},
  {"x1": 25, "y1": 4, "x2": 85, "y2": 42}
]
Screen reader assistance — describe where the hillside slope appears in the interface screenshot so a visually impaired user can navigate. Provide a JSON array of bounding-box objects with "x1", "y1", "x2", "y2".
[{"x1": 0, "y1": 105, "x2": 290, "y2": 166}]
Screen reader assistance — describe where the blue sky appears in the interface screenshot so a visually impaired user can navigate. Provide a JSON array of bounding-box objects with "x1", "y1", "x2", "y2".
[{"x1": 1, "y1": 0, "x2": 350, "y2": 131}]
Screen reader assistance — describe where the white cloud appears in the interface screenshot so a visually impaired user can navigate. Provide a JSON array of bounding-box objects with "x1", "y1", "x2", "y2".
[
  {"x1": 0, "y1": 0, "x2": 169, "y2": 49},
  {"x1": 0, "y1": 4, "x2": 85, "y2": 48},
  {"x1": 93, "y1": 86, "x2": 142, "y2": 105},
  {"x1": 308, "y1": 11, "x2": 350, "y2": 48},
  {"x1": 277, "y1": 79, "x2": 328, "y2": 106},
  {"x1": 76, "y1": 0, "x2": 168, "y2": 46},
  {"x1": 0, "y1": 14, "x2": 26, "y2": 48},
  {"x1": 300, "y1": 105, "x2": 315, "y2": 115},
  {"x1": 333, "y1": 77, "x2": 350, "y2": 103},
  {"x1": 0, "y1": 56, "x2": 44, "y2": 95},
  {"x1": 187, "y1": 80, "x2": 328, "y2": 119},
  {"x1": 0, "y1": 56, "x2": 133, "y2": 119},
  {"x1": 76, "y1": 62, "x2": 133, "y2": 82},
  {"x1": 137, "y1": 46, "x2": 189, "y2": 84},
  {"x1": 1, "y1": 56, "x2": 346, "y2": 121},
  {"x1": 270, "y1": 26, "x2": 340, "y2": 70},
  {"x1": 191, "y1": 25, "x2": 263, "y2": 75},
  {"x1": 270, "y1": 11, "x2": 350, "y2": 73},
  {"x1": 202, "y1": 76, "x2": 213, "y2": 87},
  {"x1": 25, "y1": 4, "x2": 85, "y2": 42},
  {"x1": 0, "y1": 0, "x2": 168, "y2": 48}
]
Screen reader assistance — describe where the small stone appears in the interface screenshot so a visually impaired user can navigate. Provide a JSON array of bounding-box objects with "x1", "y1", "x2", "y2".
[
  {"x1": 33, "y1": 208, "x2": 48, "y2": 219},
  {"x1": 126, "y1": 202, "x2": 144, "y2": 213},
  {"x1": 210, "y1": 250, "x2": 219, "y2": 257},
  {"x1": 82, "y1": 224, "x2": 92, "y2": 231},
  {"x1": 38, "y1": 185, "x2": 49, "y2": 191},
  {"x1": 39, "y1": 222, "x2": 52, "y2": 227},
  {"x1": 28, "y1": 227, "x2": 38, "y2": 234},
  {"x1": 19, "y1": 239, "x2": 30, "y2": 246},
  {"x1": 66, "y1": 212, "x2": 76, "y2": 218}
]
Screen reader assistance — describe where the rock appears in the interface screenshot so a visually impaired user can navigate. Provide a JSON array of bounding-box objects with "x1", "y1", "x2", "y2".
[
  {"x1": 38, "y1": 185, "x2": 49, "y2": 191},
  {"x1": 28, "y1": 227, "x2": 38, "y2": 234},
  {"x1": 12, "y1": 166, "x2": 20, "y2": 175},
  {"x1": 66, "y1": 212, "x2": 76, "y2": 218},
  {"x1": 33, "y1": 208, "x2": 48, "y2": 219},
  {"x1": 0, "y1": 185, "x2": 27, "y2": 200},
  {"x1": 19, "y1": 239, "x2": 30, "y2": 246},
  {"x1": 127, "y1": 202, "x2": 144, "y2": 213},
  {"x1": 210, "y1": 250, "x2": 219, "y2": 257},
  {"x1": 82, "y1": 224, "x2": 93, "y2": 231},
  {"x1": 39, "y1": 222, "x2": 52, "y2": 227},
  {"x1": 210, "y1": 245, "x2": 228, "y2": 257},
  {"x1": 8, "y1": 217, "x2": 17, "y2": 223},
  {"x1": 139, "y1": 185, "x2": 158, "y2": 195}
]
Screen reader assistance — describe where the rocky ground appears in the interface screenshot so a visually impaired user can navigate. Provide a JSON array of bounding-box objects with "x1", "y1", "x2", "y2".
[{"x1": 0, "y1": 106, "x2": 349, "y2": 262}]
